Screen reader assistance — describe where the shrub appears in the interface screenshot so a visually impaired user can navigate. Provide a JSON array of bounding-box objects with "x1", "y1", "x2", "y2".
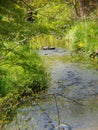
[{"x1": 0, "y1": 43, "x2": 48, "y2": 97}]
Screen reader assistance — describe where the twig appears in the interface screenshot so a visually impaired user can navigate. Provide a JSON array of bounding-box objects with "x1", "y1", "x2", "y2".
[
  {"x1": 0, "y1": 97, "x2": 34, "y2": 113},
  {"x1": 33, "y1": 98, "x2": 53, "y2": 122},
  {"x1": 53, "y1": 94, "x2": 60, "y2": 127},
  {"x1": 37, "y1": 93, "x2": 84, "y2": 106},
  {"x1": 55, "y1": 93, "x2": 85, "y2": 106}
]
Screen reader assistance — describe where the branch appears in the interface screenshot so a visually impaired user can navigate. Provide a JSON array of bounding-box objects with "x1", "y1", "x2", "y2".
[
  {"x1": 55, "y1": 93, "x2": 85, "y2": 106},
  {"x1": 53, "y1": 94, "x2": 60, "y2": 127},
  {"x1": 0, "y1": 38, "x2": 27, "y2": 64}
]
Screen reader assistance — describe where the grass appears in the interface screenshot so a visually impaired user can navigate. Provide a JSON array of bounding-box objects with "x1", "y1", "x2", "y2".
[{"x1": 66, "y1": 20, "x2": 98, "y2": 56}]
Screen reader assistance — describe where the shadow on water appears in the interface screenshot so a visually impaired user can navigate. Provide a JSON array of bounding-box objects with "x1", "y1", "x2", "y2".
[{"x1": 2, "y1": 48, "x2": 98, "y2": 130}]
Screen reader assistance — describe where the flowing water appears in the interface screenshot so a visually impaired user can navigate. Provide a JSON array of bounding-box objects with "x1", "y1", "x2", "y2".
[{"x1": 2, "y1": 48, "x2": 98, "y2": 130}]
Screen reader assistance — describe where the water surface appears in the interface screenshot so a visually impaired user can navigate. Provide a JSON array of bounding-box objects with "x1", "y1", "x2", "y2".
[{"x1": 3, "y1": 48, "x2": 98, "y2": 130}]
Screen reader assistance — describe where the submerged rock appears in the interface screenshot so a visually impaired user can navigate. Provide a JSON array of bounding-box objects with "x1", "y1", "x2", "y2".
[
  {"x1": 42, "y1": 46, "x2": 55, "y2": 50},
  {"x1": 55, "y1": 124, "x2": 72, "y2": 130},
  {"x1": 43, "y1": 123, "x2": 72, "y2": 130}
]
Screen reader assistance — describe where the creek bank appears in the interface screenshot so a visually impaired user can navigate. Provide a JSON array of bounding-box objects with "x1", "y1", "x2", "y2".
[{"x1": 2, "y1": 48, "x2": 98, "y2": 130}]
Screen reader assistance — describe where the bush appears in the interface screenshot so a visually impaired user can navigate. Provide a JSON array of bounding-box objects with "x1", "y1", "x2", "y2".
[{"x1": 0, "y1": 42, "x2": 48, "y2": 97}]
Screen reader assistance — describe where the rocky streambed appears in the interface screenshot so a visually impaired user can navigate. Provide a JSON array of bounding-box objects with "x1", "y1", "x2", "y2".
[{"x1": 3, "y1": 48, "x2": 98, "y2": 130}]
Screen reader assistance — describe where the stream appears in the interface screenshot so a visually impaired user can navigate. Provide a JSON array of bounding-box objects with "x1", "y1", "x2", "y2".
[{"x1": 3, "y1": 48, "x2": 98, "y2": 130}]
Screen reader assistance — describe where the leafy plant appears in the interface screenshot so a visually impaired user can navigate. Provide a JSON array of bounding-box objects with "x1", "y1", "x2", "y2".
[{"x1": 0, "y1": 43, "x2": 48, "y2": 97}]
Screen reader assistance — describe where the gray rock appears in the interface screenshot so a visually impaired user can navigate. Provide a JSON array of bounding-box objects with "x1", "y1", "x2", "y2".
[{"x1": 55, "y1": 124, "x2": 72, "y2": 130}]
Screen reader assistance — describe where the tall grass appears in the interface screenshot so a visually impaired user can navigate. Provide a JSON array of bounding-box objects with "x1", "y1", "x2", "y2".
[{"x1": 66, "y1": 20, "x2": 98, "y2": 55}]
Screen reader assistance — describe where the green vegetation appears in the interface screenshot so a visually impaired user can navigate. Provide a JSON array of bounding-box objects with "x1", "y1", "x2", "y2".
[
  {"x1": 66, "y1": 20, "x2": 98, "y2": 53},
  {"x1": 0, "y1": 0, "x2": 98, "y2": 124},
  {"x1": 0, "y1": 43, "x2": 48, "y2": 122},
  {"x1": 0, "y1": 0, "x2": 49, "y2": 122},
  {"x1": 0, "y1": 44, "x2": 48, "y2": 96}
]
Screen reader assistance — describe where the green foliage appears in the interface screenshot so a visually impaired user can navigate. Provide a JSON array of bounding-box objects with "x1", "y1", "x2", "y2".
[
  {"x1": 35, "y1": 1, "x2": 73, "y2": 34},
  {"x1": 0, "y1": 0, "x2": 49, "y2": 122},
  {"x1": 0, "y1": 0, "x2": 25, "y2": 39},
  {"x1": 0, "y1": 42, "x2": 49, "y2": 123},
  {"x1": 66, "y1": 20, "x2": 98, "y2": 54},
  {"x1": 0, "y1": 0, "x2": 98, "y2": 124},
  {"x1": 0, "y1": 0, "x2": 49, "y2": 97},
  {"x1": 0, "y1": 43, "x2": 48, "y2": 97}
]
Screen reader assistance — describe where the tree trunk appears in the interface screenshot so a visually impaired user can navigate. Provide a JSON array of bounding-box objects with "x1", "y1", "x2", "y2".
[{"x1": 79, "y1": 0, "x2": 85, "y2": 17}]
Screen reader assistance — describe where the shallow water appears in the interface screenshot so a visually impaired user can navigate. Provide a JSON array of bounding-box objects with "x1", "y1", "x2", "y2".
[{"x1": 3, "y1": 48, "x2": 98, "y2": 130}]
